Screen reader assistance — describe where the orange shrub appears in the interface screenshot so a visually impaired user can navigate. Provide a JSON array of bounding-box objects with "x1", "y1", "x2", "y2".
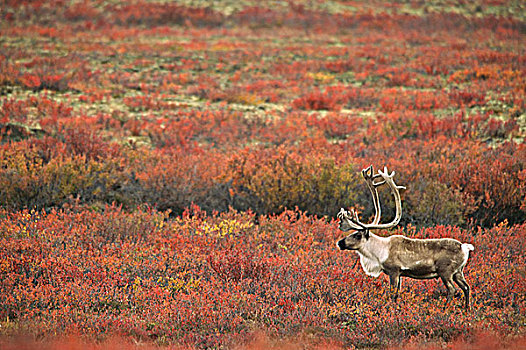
[
  {"x1": 126, "y1": 148, "x2": 228, "y2": 214},
  {"x1": 0, "y1": 207, "x2": 524, "y2": 348},
  {"x1": 1, "y1": 1, "x2": 525, "y2": 347},
  {"x1": 227, "y1": 146, "x2": 360, "y2": 217},
  {"x1": 292, "y1": 89, "x2": 340, "y2": 111},
  {"x1": 0, "y1": 141, "x2": 126, "y2": 210}
]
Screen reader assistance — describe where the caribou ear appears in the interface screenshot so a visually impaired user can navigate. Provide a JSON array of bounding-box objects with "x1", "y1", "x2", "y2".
[{"x1": 363, "y1": 229, "x2": 370, "y2": 239}]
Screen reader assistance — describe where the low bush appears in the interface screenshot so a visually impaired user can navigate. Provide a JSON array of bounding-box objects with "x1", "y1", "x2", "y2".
[
  {"x1": 0, "y1": 207, "x2": 524, "y2": 348},
  {"x1": 0, "y1": 140, "x2": 125, "y2": 210},
  {"x1": 227, "y1": 146, "x2": 360, "y2": 217}
]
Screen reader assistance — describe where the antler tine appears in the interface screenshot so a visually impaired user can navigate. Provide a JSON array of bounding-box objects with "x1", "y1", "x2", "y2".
[
  {"x1": 337, "y1": 208, "x2": 347, "y2": 220},
  {"x1": 371, "y1": 173, "x2": 386, "y2": 187},
  {"x1": 337, "y1": 208, "x2": 366, "y2": 231},
  {"x1": 359, "y1": 166, "x2": 405, "y2": 230},
  {"x1": 380, "y1": 167, "x2": 406, "y2": 189},
  {"x1": 347, "y1": 209, "x2": 367, "y2": 230},
  {"x1": 361, "y1": 165, "x2": 382, "y2": 225}
]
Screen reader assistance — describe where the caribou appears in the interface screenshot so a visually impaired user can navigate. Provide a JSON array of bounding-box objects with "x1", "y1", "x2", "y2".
[{"x1": 337, "y1": 166, "x2": 474, "y2": 310}]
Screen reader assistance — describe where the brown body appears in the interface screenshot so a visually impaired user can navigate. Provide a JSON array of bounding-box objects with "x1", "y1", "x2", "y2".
[
  {"x1": 337, "y1": 166, "x2": 474, "y2": 310},
  {"x1": 387, "y1": 236, "x2": 469, "y2": 280}
]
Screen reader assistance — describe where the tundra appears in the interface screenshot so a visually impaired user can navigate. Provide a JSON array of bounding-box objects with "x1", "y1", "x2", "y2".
[{"x1": 337, "y1": 166, "x2": 474, "y2": 310}]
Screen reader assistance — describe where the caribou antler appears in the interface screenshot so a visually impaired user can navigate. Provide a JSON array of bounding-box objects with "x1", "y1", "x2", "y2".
[
  {"x1": 361, "y1": 165, "x2": 385, "y2": 225},
  {"x1": 339, "y1": 166, "x2": 406, "y2": 231}
]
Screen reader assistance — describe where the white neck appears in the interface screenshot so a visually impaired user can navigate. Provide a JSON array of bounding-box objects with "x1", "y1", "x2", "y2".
[{"x1": 356, "y1": 233, "x2": 390, "y2": 277}]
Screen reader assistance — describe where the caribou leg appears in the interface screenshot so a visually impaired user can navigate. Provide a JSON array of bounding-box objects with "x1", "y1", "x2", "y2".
[
  {"x1": 453, "y1": 271, "x2": 471, "y2": 310},
  {"x1": 389, "y1": 273, "x2": 401, "y2": 301}
]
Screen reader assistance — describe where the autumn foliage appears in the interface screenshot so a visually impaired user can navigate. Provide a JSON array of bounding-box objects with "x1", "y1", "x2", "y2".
[{"x1": 0, "y1": 0, "x2": 525, "y2": 348}]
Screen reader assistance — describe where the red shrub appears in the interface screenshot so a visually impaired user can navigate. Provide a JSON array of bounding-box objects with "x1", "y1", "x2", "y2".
[
  {"x1": 292, "y1": 89, "x2": 340, "y2": 111},
  {"x1": 449, "y1": 90, "x2": 486, "y2": 107},
  {"x1": 108, "y1": 2, "x2": 224, "y2": 27},
  {"x1": 0, "y1": 207, "x2": 524, "y2": 348},
  {"x1": 227, "y1": 146, "x2": 360, "y2": 216},
  {"x1": 208, "y1": 249, "x2": 269, "y2": 282},
  {"x1": 1, "y1": 1, "x2": 525, "y2": 347}
]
